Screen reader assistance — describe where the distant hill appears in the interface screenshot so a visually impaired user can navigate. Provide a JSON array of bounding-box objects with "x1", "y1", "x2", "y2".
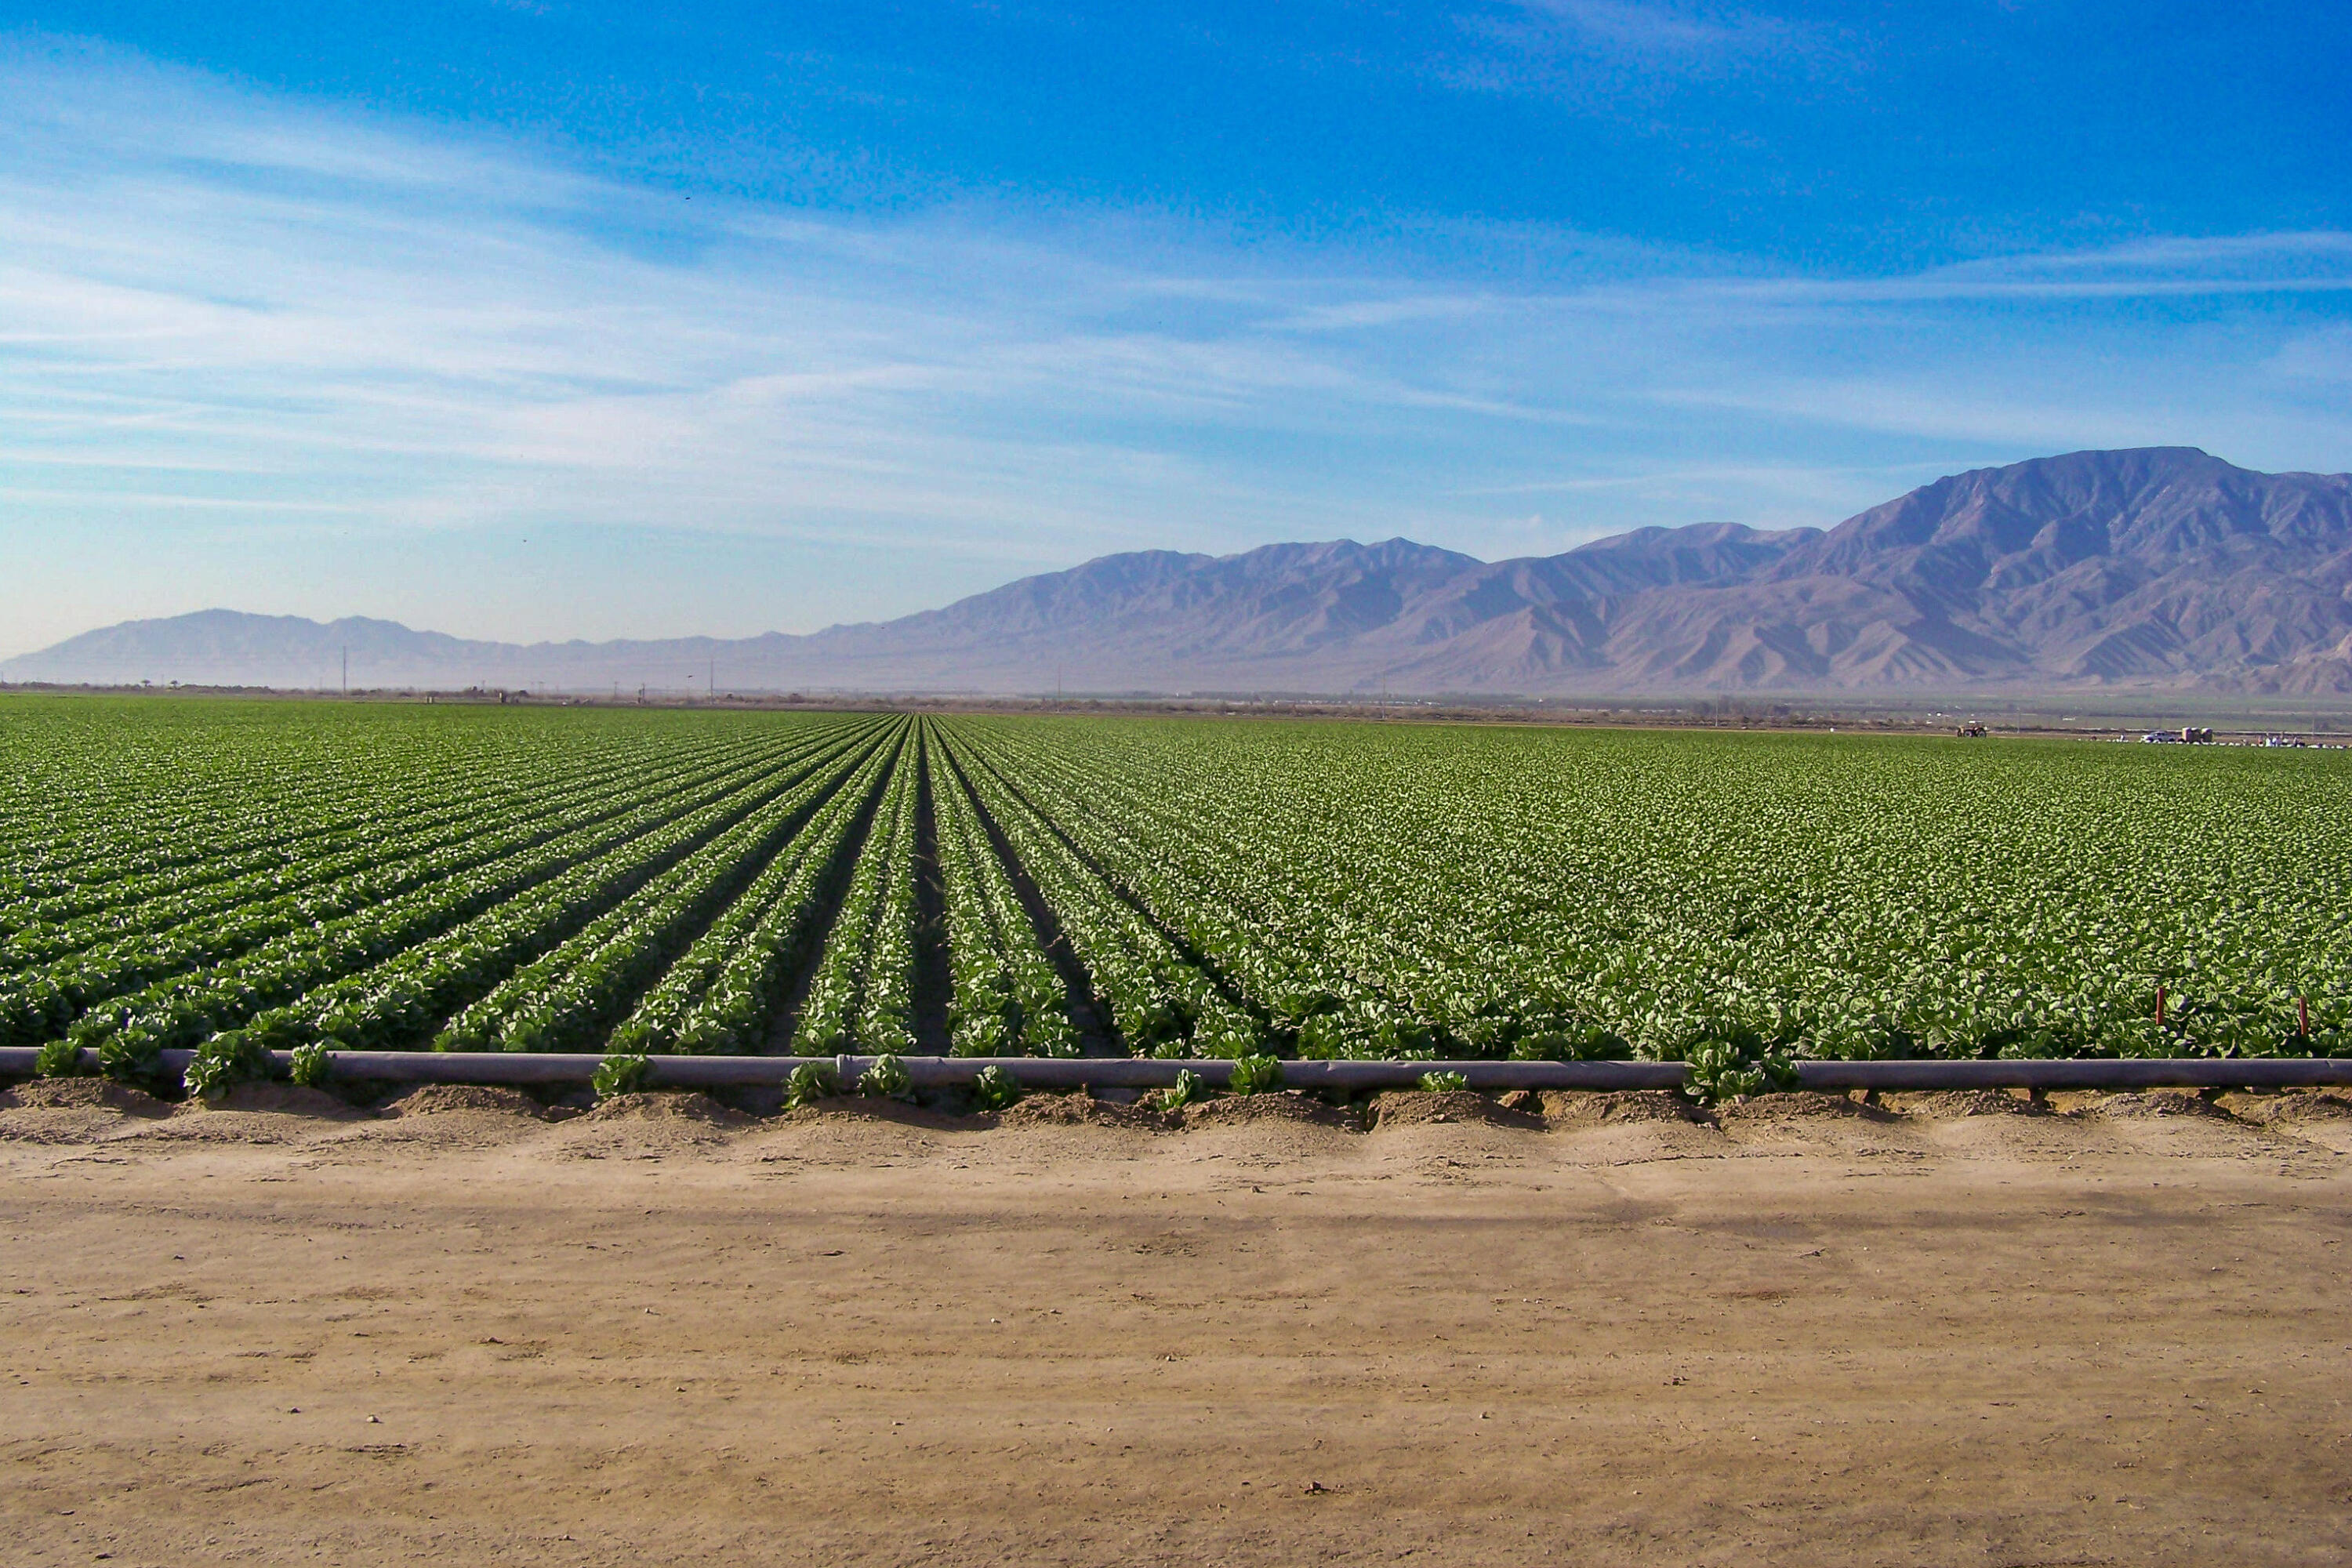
[{"x1": 12, "y1": 448, "x2": 2352, "y2": 695}]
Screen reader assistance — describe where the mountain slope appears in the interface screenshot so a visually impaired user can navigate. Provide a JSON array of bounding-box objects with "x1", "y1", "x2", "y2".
[
  {"x1": 11, "y1": 448, "x2": 2351, "y2": 694},
  {"x1": 1765, "y1": 446, "x2": 2352, "y2": 688}
]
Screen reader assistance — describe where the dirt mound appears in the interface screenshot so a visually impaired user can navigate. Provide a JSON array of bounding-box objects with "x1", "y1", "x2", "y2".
[
  {"x1": 1711, "y1": 1091, "x2": 1929, "y2": 1163},
  {"x1": 581, "y1": 1091, "x2": 753, "y2": 1127},
  {"x1": 535, "y1": 1091, "x2": 756, "y2": 1161},
  {"x1": 1175, "y1": 1091, "x2": 1355, "y2": 1131},
  {"x1": 187, "y1": 1083, "x2": 372, "y2": 1118},
  {"x1": 2217, "y1": 1089, "x2": 2352, "y2": 1125},
  {"x1": 769, "y1": 1094, "x2": 978, "y2": 1131},
  {"x1": 312, "y1": 1083, "x2": 559, "y2": 1155},
  {"x1": 2042, "y1": 1088, "x2": 2286, "y2": 1160},
  {"x1": 993, "y1": 1092, "x2": 1161, "y2": 1130},
  {"x1": 1538, "y1": 1089, "x2": 1700, "y2": 1126},
  {"x1": 1711, "y1": 1091, "x2": 1895, "y2": 1124},
  {"x1": 2220, "y1": 1089, "x2": 2352, "y2": 1155},
  {"x1": 2084, "y1": 1091, "x2": 2236, "y2": 1120},
  {"x1": 386, "y1": 1083, "x2": 549, "y2": 1119},
  {"x1": 1364, "y1": 1091, "x2": 1541, "y2": 1131},
  {"x1": 739, "y1": 1105, "x2": 970, "y2": 1168},
  {"x1": 0, "y1": 1075, "x2": 177, "y2": 1145},
  {"x1": 0, "y1": 1077, "x2": 174, "y2": 1116},
  {"x1": 1882, "y1": 1090, "x2": 2047, "y2": 1119}
]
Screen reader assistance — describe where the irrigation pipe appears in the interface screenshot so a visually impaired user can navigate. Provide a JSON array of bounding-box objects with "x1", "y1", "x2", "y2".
[{"x1": 4, "y1": 1048, "x2": 2351, "y2": 1093}]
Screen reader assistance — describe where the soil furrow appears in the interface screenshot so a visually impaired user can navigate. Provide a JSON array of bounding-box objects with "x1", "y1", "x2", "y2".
[
  {"x1": 935, "y1": 733, "x2": 1116, "y2": 1057},
  {"x1": 909, "y1": 722, "x2": 954, "y2": 1054},
  {"x1": 761, "y1": 721, "x2": 909, "y2": 1054},
  {"x1": 953, "y1": 739, "x2": 1271, "y2": 1035}
]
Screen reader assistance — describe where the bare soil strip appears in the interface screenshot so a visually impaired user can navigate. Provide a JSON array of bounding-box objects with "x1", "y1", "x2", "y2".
[{"x1": 4, "y1": 1085, "x2": 2350, "y2": 1568}]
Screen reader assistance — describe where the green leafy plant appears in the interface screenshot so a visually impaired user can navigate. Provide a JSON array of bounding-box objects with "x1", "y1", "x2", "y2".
[
  {"x1": 1679, "y1": 1036, "x2": 1798, "y2": 1104},
  {"x1": 96, "y1": 1029, "x2": 164, "y2": 1086},
  {"x1": 786, "y1": 1059, "x2": 840, "y2": 1109},
  {"x1": 1145, "y1": 1066, "x2": 1210, "y2": 1112},
  {"x1": 34, "y1": 1036, "x2": 87, "y2": 1078},
  {"x1": 971, "y1": 1063, "x2": 1022, "y2": 1112},
  {"x1": 1417, "y1": 1069, "x2": 1469, "y2": 1093},
  {"x1": 1142, "y1": 1068, "x2": 1202, "y2": 1109},
  {"x1": 1189, "y1": 1020, "x2": 1264, "y2": 1060},
  {"x1": 184, "y1": 1029, "x2": 278, "y2": 1100},
  {"x1": 289, "y1": 1040, "x2": 333, "y2": 1089},
  {"x1": 592, "y1": 1051, "x2": 651, "y2": 1098},
  {"x1": 1226, "y1": 1053, "x2": 1282, "y2": 1096},
  {"x1": 74, "y1": 1007, "x2": 171, "y2": 1085},
  {"x1": 858, "y1": 1053, "x2": 915, "y2": 1101},
  {"x1": 24, "y1": 704, "x2": 2352, "y2": 1112},
  {"x1": 1509, "y1": 1018, "x2": 1629, "y2": 1062},
  {"x1": 1293, "y1": 1013, "x2": 1359, "y2": 1059}
]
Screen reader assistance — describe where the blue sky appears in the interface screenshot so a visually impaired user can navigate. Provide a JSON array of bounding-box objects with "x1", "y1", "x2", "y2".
[{"x1": 3, "y1": 3, "x2": 2349, "y2": 653}]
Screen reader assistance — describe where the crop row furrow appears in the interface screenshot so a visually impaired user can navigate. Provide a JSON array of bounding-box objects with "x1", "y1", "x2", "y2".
[
  {"x1": 789, "y1": 724, "x2": 920, "y2": 1055},
  {"x1": 955, "y1": 724, "x2": 1433, "y2": 1054},
  {"x1": 0, "y1": 727, "x2": 727, "y2": 947},
  {"x1": 936, "y1": 726, "x2": 1253, "y2": 1057},
  {"x1": 931, "y1": 728, "x2": 1076, "y2": 1056},
  {"x1": 610, "y1": 731, "x2": 901, "y2": 1054},
  {"x1": 0, "y1": 724, "x2": 859, "y2": 1045},
  {"x1": 5, "y1": 721, "x2": 680, "y2": 905},
  {"x1": 0, "y1": 730, "x2": 764, "y2": 972},
  {"x1": 47, "y1": 723, "x2": 884, "y2": 1065},
  {"x1": 432, "y1": 728, "x2": 887, "y2": 1054}
]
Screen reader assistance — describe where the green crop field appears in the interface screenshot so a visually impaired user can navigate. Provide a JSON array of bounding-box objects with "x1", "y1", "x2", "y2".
[{"x1": 5, "y1": 695, "x2": 2350, "y2": 1083}]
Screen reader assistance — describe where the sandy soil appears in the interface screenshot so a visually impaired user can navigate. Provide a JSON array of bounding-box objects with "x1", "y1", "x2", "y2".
[{"x1": 4, "y1": 1080, "x2": 2350, "y2": 1566}]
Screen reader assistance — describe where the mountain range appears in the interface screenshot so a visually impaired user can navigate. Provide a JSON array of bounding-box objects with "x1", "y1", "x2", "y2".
[{"x1": 13, "y1": 447, "x2": 2352, "y2": 695}]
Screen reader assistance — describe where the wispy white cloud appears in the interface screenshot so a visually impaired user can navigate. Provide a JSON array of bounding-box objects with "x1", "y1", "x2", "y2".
[
  {"x1": 2270, "y1": 324, "x2": 2352, "y2": 384},
  {"x1": 1443, "y1": 0, "x2": 1852, "y2": 97},
  {"x1": 2, "y1": 38, "x2": 2347, "y2": 656},
  {"x1": 1502, "y1": 0, "x2": 1802, "y2": 59}
]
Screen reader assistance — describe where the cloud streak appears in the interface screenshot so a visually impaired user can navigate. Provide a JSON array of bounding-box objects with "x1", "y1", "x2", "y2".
[
  {"x1": 1499, "y1": 0, "x2": 1807, "y2": 59},
  {"x1": 2, "y1": 38, "x2": 2348, "y2": 656},
  {"x1": 1443, "y1": 0, "x2": 1852, "y2": 99}
]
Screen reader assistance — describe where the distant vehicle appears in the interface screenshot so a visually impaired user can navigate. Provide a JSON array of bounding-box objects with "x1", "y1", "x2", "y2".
[
  {"x1": 2142, "y1": 726, "x2": 2216, "y2": 743},
  {"x1": 1955, "y1": 722, "x2": 1987, "y2": 738}
]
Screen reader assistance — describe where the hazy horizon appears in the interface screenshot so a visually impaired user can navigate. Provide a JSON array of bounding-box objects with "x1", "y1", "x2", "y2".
[
  {"x1": 2, "y1": 465, "x2": 2319, "y2": 654},
  {"x1": 5, "y1": 5, "x2": 2350, "y2": 659}
]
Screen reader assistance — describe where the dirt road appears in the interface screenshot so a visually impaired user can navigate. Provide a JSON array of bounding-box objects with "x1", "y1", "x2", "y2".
[{"x1": 5, "y1": 1080, "x2": 2350, "y2": 1566}]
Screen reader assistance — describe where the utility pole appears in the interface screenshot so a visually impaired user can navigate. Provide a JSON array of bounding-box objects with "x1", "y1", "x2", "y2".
[
  {"x1": 710, "y1": 655, "x2": 717, "y2": 701},
  {"x1": 341, "y1": 646, "x2": 348, "y2": 695}
]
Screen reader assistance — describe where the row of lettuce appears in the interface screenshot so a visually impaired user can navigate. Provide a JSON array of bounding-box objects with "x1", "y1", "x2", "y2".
[
  {"x1": 7, "y1": 704, "x2": 2350, "y2": 1097},
  {"x1": 4, "y1": 715, "x2": 897, "y2": 1077},
  {"x1": 936, "y1": 717, "x2": 2352, "y2": 1065}
]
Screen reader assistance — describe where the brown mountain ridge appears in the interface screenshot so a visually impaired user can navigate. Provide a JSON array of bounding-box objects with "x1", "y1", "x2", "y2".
[{"x1": 13, "y1": 448, "x2": 2352, "y2": 695}]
